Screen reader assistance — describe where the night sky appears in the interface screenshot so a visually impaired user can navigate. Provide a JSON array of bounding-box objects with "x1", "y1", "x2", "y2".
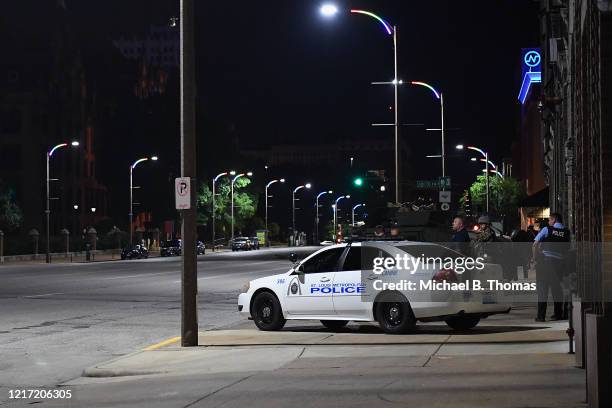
[
  {"x1": 4, "y1": 0, "x2": 541, "y2": 228},
  {"x1": 68, "y1": 0, "x2": 539, "y2": 166}
]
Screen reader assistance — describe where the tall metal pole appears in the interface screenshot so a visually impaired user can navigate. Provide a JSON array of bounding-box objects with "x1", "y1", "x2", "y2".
[
  {"x1": 265, "y1": 184, "x2": 269, "y2": 241},
  {"x1": 485, "y1": 152, "x2": 490, "y2": 213},
  {"x1": 231, "y1": 180, "x2": 235, "y2": 241},
  {"x1": 129, "y1": 166, "x2": 133, "y2": 244},
  {"x1": 45, "y1": 153, "x2": 50, "y2": 263},
  {"x1": 180, "y1": 0, "x2": 198, "y2": 347},
  {"x1": 393, "y1": 26, "x2": 400, "y2": 204},
  {"x1": 333, "y1": 205, "x2": 337, "y2": 238},
  {"x1": 292, "y1": 190, "x2": 297, "y2": 233},
  {"x1": 212, "y1": 178, "x2": 216, "y2": 251},
  {"x1": 440, "y1": 93, "x2": 446, "y2": 178}
]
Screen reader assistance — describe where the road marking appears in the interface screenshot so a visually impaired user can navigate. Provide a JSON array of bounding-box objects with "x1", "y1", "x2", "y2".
[
  {"x1": 143, "y1": 336, "x2": 181, "y2": 351},
  {"x1": 172, "y1": 268, "x2": 286, "y2": 284},
  {"x1": 99, "y1": 271, "x2": 176, "y2": 281},
  {"x1": 23, "y1": 293, "x2": 65, "y2": 299}
]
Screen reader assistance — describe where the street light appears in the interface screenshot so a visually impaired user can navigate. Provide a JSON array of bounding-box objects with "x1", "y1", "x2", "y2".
[
  {"x1": 265, "y1": 178, "x2": 285, "y2": 246},
  {"x1": 411, "y1": 81, "x2": 445, "y2": 178},
  {"x1": 320, "y1": 3, "x2": 338, "y2": 17},
  {"x1": 321, "y1": 5, "x2": 400, "y2": 204},
  {"x1": 292, "y1": 183, "x2": 312, "y2": 235},
  {"x1": 457, "y1": 144, "x2": 490, "y2": 212},
  {"x1": 46, "y1": 140, "x2": 79, "y2": 263},
  {"x1": 230, "y1": 172, "x2": 253, "y2": 241},
  {"x1": 333, "y1": 195, "x2": 350, "y2": 238},
  {"x1": 315, "y1": 190, "x2": 333, "y2": 243},
  {"x1": 211, "y1": 171, "x2": 232, "y2": 251},
  {"x1": 352, "y1": 203, "x2": 366, "y2": 226},
  {"x1": 129, "y1": 155, "x2": 158, "y2": 244}
]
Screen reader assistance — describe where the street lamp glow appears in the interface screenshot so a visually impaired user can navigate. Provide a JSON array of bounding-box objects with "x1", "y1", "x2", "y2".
[
  {"x1": 247, "y1": 171, "x2": 253, "y2": 176},
  {"x1": 151, "y1": 156, "x2": 158, "y2": 161},
  {"x1": 73, "y1": 204, "x2": 79, "y2": 210},
  {"x1": 280, "y1": 178, "x2": 286, "y2": 183},
  {"x1": 328, "y1": 190, "x2": 333, "y2": 194},
  {"x1": 471, "y1": 157, "x2": 477, "y2": 162},
  {"x1": 230, "y1": 170, "x2": 236, "y2": 176},
  {"x1": 305, "y1": 183, "x2": 312, "y2": 189},
  {"x1": 71, "y1": 141, "x2": 80, "y2": 147},
  {"x1": 456, "y1": 144, "x2": 464, "y2": 150},
  {"x1": 320, "y1": 4, "x2": 338, "y2": 17}
]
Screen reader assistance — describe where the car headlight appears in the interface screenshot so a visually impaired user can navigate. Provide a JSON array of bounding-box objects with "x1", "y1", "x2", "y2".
[{"x1": 240, "y1": 281, "x2": 251, "y2": 293}]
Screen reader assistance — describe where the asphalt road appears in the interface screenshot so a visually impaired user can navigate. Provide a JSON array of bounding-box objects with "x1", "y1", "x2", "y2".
[{"x1": 0, "y1": 247, "x2": 318, "y2": 390}]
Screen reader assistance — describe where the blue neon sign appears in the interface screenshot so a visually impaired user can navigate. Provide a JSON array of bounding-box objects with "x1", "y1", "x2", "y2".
[{"x1": 518, "y1": 48, "x2": 542, "y2": 104}]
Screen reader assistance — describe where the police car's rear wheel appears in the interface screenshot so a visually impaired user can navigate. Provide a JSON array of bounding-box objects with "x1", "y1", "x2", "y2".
[
  {"x1": 252, "y1": 292, "x2": 286, "y2": 331},
  {"x1": 375, "y1": 293, "x2": 416, "y2": 334},
  {"x1": 445, "y1": 316, "x2": 480, "y2": 330},
  {"x1": 320, "y1": 320, "x2": 349, "y2": 330}
]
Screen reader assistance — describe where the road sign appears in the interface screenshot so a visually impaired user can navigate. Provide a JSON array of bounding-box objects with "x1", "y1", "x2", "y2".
[
  {"x1": 441, "y1": 203, "x2": 450, "y2": 211},
  {"x1": 417, "y1": 177, "x2": 452, "y2": 190},
  {"x1": 439, "y1": 176, "x2": 451, "y2": 190},
  {"x1": 439, "y1": 191, "x2": 451, "y2": 203},
  {"x1": 175, "y1": 177, "x2": 191, "y2": 210}
]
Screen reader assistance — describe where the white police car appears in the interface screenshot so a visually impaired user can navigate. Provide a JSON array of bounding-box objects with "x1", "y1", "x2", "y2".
[{"x1": 238, "y1": 242, "x2": 511, "y2": 334}]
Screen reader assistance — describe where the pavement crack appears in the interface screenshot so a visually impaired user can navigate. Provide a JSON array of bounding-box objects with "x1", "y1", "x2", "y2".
[
  {"x1": 296, "y1": 346, "x2": 307, "y2": 359},
  {"x1": 422, "y1": 334, "x2": 450, "y2": 367},
  {"x1": 182, "y1": 374, "x2": 254, "y2": 408}
]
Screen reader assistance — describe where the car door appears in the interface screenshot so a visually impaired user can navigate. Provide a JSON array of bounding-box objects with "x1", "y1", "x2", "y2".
[
  {"x1": 332, "y1": 245, "x2": 369, "y2": 318},
  {"x1": 284, "y1": 246, "x2": 345, "y2": 316}
]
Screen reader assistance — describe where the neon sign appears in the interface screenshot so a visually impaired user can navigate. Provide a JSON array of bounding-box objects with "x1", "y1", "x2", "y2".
[{"x1": 518, "y1": 48, "x2": 542, "y2": 104}]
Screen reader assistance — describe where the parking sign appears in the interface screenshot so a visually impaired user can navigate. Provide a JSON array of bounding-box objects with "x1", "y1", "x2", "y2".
[{"x1": 175, "y1": 177, "x2": 191, "y2": 210}]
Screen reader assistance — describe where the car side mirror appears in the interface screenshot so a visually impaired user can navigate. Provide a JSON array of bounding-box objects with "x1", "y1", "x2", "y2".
[{"x1": 289, "y1": 252, "x2": 298, "y2": 263}]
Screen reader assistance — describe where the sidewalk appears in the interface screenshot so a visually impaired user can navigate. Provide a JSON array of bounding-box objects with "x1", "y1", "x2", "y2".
[{"x1": 50, "y1": 320, "x2": 586, "y2": 408}]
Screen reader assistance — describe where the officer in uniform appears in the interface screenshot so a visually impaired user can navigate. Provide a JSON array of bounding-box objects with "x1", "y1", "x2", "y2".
[{"x1": 531, "y1": 212, "x2": 570, "y2": 321}]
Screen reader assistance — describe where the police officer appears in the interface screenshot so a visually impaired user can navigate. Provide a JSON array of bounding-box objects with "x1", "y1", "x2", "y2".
[
  {"x1": 531, "y1": 212, "x2": 570, "y2": 321},
  {"x1": 451, "y1": 215, "x2": 471, "y2": 256}
]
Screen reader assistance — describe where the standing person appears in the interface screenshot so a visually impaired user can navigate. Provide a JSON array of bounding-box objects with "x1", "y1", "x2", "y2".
[
  {"x1": 472, "y1": 215, "x2": 497, "y2": 260},
  {"x1": 531, "y1": 212, "x2": 570, "y2": 321},
  {"x1": 451, "y1": 216, "x2": 471, "y2": 256}
]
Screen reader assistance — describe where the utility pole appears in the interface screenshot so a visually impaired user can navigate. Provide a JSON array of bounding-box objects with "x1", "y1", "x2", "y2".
[{"x1": 180, "y1": 0, "x2": 198, "y2": 347}]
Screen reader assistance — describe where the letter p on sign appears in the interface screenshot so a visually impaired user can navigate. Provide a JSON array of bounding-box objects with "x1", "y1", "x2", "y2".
[{"x1": 175, "y1": 177, "x2": 191, "y2": 210}]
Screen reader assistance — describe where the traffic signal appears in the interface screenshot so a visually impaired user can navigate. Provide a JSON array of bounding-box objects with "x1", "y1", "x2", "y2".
[{"x1": 353, "y1": 177, "x2": 364, "y2": 187}]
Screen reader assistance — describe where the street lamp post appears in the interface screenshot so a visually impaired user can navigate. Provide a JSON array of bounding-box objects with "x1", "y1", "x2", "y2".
[
  {"x1": 352, "y1": 203, "x2": 365, "y2": 226},
  {"x1": 129, "y1": 156, "x2": 158, "y2": 245},
  {"x1": 230, "y1": 172, "x2": 252, "y2": 241},
  {"x1": 321, "y1": 5, "x2": 400, "y2": 204},
  {"x1": 315, "y1": 190, "x2": 333, "y2": 243},
  {"x1": 292, "y1": 183, "x2": 312, "y2": 235},
  {"x1": 46, "y1": 141, "x2": 79, "y2": 263},
  {"x1": 457, "y1": 145, "x2": 489, "y2": 213},
  {"x1": 265, "y1": 178, "x2": 285, "y2": 247},
  {"x1": 212, "y1": 171, "x2": 235, "y2": 251},
  {"x1": 411, "y1": 82, "x2": 445, "y2": 177},
  {"x1": 333, "y1": 195, "x2": 350, "y2": 237}
]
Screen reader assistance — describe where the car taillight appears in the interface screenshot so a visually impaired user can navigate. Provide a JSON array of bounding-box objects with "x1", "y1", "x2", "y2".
[{"x1": 432, "y1": 269, "x2": 458, "y2": 283}]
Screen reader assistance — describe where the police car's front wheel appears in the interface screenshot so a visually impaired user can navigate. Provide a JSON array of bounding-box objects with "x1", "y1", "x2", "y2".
[
  {"x1": 252, "y1": 291, "x2": 286, "y2": 331},
  {"x1": 375, "y1": 293, "x2": 416, "y2": 334}
]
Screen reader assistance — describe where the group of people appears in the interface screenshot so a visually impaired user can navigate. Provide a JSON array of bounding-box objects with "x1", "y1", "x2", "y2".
[{"x1": 451, "y1": 213, "x2": 571, "y2": 322}]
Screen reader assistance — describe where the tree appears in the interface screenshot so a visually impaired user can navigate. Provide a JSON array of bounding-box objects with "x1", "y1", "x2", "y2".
[
  {"x1": 197, "y1": 178, "x2": 258, "y2": 238},
  {"x1": 467, "y1": 175, "x2": 524, "y2": 217},
  {"x1": 0, "y1": 181, "x2": 22, "y2": 232}
]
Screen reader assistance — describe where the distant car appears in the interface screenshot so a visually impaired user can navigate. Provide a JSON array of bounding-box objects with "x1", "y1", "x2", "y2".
[
  {"x1": 249, "y1": 237, "x2": 260, "y2": 250},
  {"x1": 197, "y1": 240, "x2": 206, "y2": 255},
  {"x1": 121, "y1": 244, "x2": 149, "y2": 260},
  {"x1": 232, "y1": 237, "x2": 252, "y2": 251},
  {"x1": 160, "y1": 239, "x2": 181, "y2": 257}
]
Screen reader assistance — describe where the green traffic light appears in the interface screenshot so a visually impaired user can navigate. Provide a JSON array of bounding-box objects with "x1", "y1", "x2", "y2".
[{"x1": 354, "y1": 177, "x2": 363, "y2": 187}]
